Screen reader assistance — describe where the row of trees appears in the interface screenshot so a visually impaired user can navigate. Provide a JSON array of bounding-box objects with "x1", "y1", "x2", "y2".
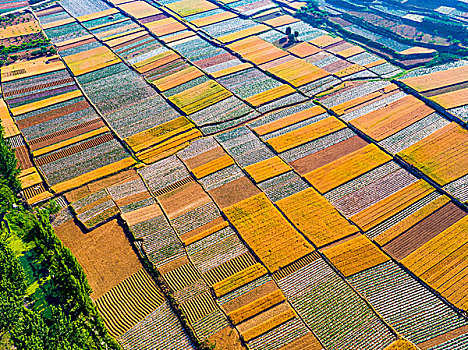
[{"x1": 0, "y1": 124, "x2": 120, "y2": 349}]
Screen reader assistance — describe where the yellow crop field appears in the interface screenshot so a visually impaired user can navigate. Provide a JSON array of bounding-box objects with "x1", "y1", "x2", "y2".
[
  {"x1": 431, "y1": 87, "x2": 468, "y2": 110},
  {"x1": 213, "y1": 263, "x2": 267, "y2": 297},
  {"x1": 351, "y1": 95, "x2": 434, "y2": 141},
  {"x1": 144, "y1": 18, "x2": 187, "y2": 37},
  {"x1": 1, "y1": 56, "x2": 65, "y2": 82},
  {"x1": 11, "y1": 90, "x2": 82, "y2": 116},
  {"x1": 351, "y1": 180, "x2": 435, "y2": 232},
  {"x1": 277, "y1": 188, "x2": 359, "y2": 247},
  {"x1": 398, "y1": 123, "x2": 468, "y2": 185},
  {"x1": 166, "y1": 0, "x2": 218, "y2": 17},
  {"x1": 287, "y1": 42, "x2": 322, "y2": 58},
  {"x1": 51, "y1": 157, "x2": 136, "y2": 193},
  {"x1": 305, "y1": 144, "x2": 392, "y2": 194},
  {"x1": 119, "y1": 1, "x2": 162, "y2": 19},
  {"x1": 401, "y1": 65, "x2": 468, "y2": 92},
  {"x1": 375, "y1": 195, "x2": 450, "y2": 246},
  {"x1": 183, "y1": 221, "x2": 229, "y2": 246},
  {"x1": 64, "y1": 46, "x2": 121, "y2": 76},
  {"x1": 245, "y1": 85, "x2": 295, "y2": 107},
  {"x1": 219, "y1": 25, "x2": 269, "y2": 43},
  {"x1": 19, "y1": 167, "x2": 42, "y2": 189},
  {"x1": 228, "y1": 290, "x2": 286, "y2": 324},
  {"x1": 267, "y1": 58, "x2": 329, "y2": 87},
  {"x1": 125, "y1": 116, "x2": 194, "y2": 153},
  {"x1": 337, "y1": 45, "x2": 365, "y2": 58},
  {"x1": 192, "y1": 155, "x2": 235, "y2": 179},
  {"x1": 241, "y1": 309, "x2": 296, "y2": 341},
  {"x1": 95, "y1": 268, "x2": 165, "y2": 337},
  {"x1": 334, "y1": 64, "x2": 365, "y2": 78},
  {"x1": 253, "y1": 105, "x2": 325, "y2": 136},
  {"x1": 310, "y1": 35, "x2": 343, "y2": 48},
  {"x1": 245, "y1": 157, "x2": 290, "y2": 183},
  {"x1": 169, "y1": 80, "x2": 232, "y2": 115},
  {"x1": 264, "y1": 14, "x2": 299, "y2": 27},
  {"x1": 322, "y1": 235, "x2": 390, "y2": 277},
  {"x1": 136, "y1": 128, "x2": 202, "y2": 164},
  {"x1": 191, "y1": 12, "x2": 237, "y2": 27},
  {"x1": 154, "y1": 66, "x2": 204, "y2": 92},
  {"x1": 228, "y1": 36, "x2": 288, "y2": 65},
  {"x1": 0, "y1": 20, "x2": 41, "y2": 39},
  {"x1": 0, "y1": 99, "x2": 19, "y2": 137},
  {"x1": 384, "y1": 340, "x2": 419, "y2": 350},
  {"x1": 267, "y1": 116, "x2": 345, "y2": 153},
  {"x1": 401, "y1": 216, "x2": 468, "y2": 310},
  {"x1": 224, "y1": 193, "x2": 314, "y2": 272}
]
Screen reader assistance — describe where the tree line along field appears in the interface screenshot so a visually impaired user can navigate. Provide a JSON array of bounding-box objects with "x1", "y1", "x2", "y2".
[{"x1": 1, "y1": 0, "x2": 468, "y2": 349}]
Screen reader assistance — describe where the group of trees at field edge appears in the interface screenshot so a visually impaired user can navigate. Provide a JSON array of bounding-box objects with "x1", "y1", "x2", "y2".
[{"x1": 0, "y1": 125, "x2": 120, "y2": 349}]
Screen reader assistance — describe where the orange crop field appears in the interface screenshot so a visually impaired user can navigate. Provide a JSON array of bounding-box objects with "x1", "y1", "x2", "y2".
[
  {"x1": 245, "y1": 85, "x2": 295, "y2": 107},
  {"x1": 398, "y1": 123, "x2": 468, "y2": 185},
  {"x1": 253, "y1": 105, "x2": 326, "y2": 136},
  {"x1": 219, "y1": 25, "x2": 269, "y2": 44},
  {"x1": 118, "y1": 1, "x2": 162, "y2": 19},
  {"x1": 288, "y1": 42, "x2": 322, "y2": 58},
  {"x1": 153, "y1": 66, "x2": 204, "y2": 92},
  {"x1": 166, "y1": 0, "x2": 218, "y2": 17},
  {"x1": 213, "y1": 263, "x2": 268, "y2": 297},
  {"x1": 310, "y1": 34, "x2": 343, "y2": 48},
  {"x1": 125, "y1": 116, "x2": 195, "y2": 153},
  {"x1": 401, "y1": 216, "x2": 468, "y2": 310},
  {"x1": 191, "y1": 12, "x2": 237, "y2": 27},
  {"x1": 144, "y1": 17, "x2": 187, "y2": 37},
  {"x1": 267, "y1": 58, "x2": 329, "y2": 87},
  {"x1": 351, "y1": 95, "x2": 434, "y2": 141},
  {"x1": 244, "y1": 156, "x2": 290, "y2": 183},
  {"x1": 267, "y1": 116, "x2": 346, "y2": 153},
  {"x1": 64, "y1": 46, "x2": 121, "y2": 76},
  {"x1": 228, "y1": 290, "x2": 286, "y2": 324},
  {"x1": 277, "y1": 188, "x2": 359, "y2": 247},
  {"x1": 351, "y1": 180, "x2": 435, "y2": 232},
  {"x1": 241, "y1": 309, "x2": 296, "y2": 341},
  {"x1": 305, "y1": 144, "x2": 392, "y2": 193},
  {"x1": 375, "y1": 195, "x2": 450, "y2": 246},
  {"x1": 228, "y1": 36, "x2": 288, "y2": 65},
  {"x1": 431, "y1": 87, "x2": 468, "y2": 109},
  {"x1": 224, "y1": 193, "x2": 314, "y2": 272},
  {"x1": 401, "y1": 65, "x2": 468, "y2": 92},
  {"x1": 192, "y1": 155, "x2": 235, "y2": 179},
  {"x1": 1, "y1": 56, "x2": 65, "y2": 82},
  {"x1": 322, "y1": 235, "x2": 390, "y2": 277},
  {"x1": 169, "y1": 80, "x2": 232, "y2": 115}
]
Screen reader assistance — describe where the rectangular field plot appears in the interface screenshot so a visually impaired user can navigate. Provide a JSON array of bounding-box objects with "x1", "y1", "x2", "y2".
[
  {"x1": 276, "y1": 257, "x2": 396, "y2": 349},
  {"x1": 224, "y1": 193, "x2": 314, "y2": 272}
]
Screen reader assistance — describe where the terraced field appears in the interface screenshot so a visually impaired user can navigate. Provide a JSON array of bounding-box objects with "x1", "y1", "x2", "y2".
[{"x1": 1, "y1": 0, "x2": 467, "y2": 349}]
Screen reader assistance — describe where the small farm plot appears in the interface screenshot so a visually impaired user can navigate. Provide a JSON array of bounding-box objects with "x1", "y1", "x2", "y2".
[
  {"x1": 71, "y1": 188, "x2": 119, "y2": 229},
  {"x1": 277, "y1": 188, "x2": 359, "y2": 248},
  {"x1": 401, "y1": 216, "x2": 468, "y2": 311},
  {"x1": 398, "y1": 123, "x2": 468, "y2": 187},
  {"x1": 227, "y1": 36, "x2": 288, "y2": 65},
  {"x1": 348, "y1": 260, "x2": 468, "y2": 346},
  {"x1": 166, "y1": 0, "x2": 218, "y2": 17},
  {"x1": 323, "y1": 161, "x2": 418, "y2": 218},
  {"x1": 225, "y1": 0, "x2": 279, "y2": 16},
  {"x1": 35, "y1": 132, "x2": 135, "y2": 192},
  {"x1": 95, "y1": 268, "x2": 165, "y2": 337},
  {"x1": 60, "y1": 0, "x2": 111, "y2": 17},
  {"x1": 202, "y1": 17, "x2": 269, "y2": 43},
  {"x1": 224, "y1": 193, "x2": 314, "y2": 272},
  {"x1": 215, "y1": 126, "x2": 275, "y2": 168},
  {"x1": 118, "y1": 301, "x2": 196, "y2": 350},
  {"x1": 381, "y1": 201, "x2": 467, "y2": 262},
  {"x1": 276, "y1": 256, "x2": 396, "y2": 349},
  {"x1": 304, "y1": 144, "x2": 392, "y2": 194}
]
